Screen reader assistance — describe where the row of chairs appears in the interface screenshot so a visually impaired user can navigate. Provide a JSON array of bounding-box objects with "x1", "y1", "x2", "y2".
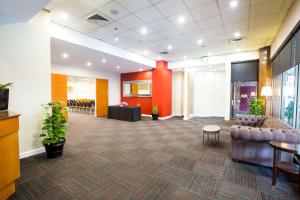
[{"x1": 67, "y1": 99, "x2": 95, "y2": 114}]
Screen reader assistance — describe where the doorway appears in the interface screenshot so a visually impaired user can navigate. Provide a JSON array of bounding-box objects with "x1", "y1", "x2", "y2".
[{"x1": 231, "y1": 81, "x2": 258, "y2": 118}]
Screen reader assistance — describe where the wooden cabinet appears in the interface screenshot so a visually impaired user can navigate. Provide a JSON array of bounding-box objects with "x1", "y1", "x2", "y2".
[{"x1": 0, "y1": 112, "x2": 20, "y2": 200}]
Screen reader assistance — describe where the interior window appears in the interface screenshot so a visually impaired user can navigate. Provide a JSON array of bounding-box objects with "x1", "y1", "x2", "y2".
[
  {"x1": 272, "y1": 75, "x2": 282, "y2": 118},
  {"x1": 280, "y1": 67, "x2": 296, "y2": 126}
]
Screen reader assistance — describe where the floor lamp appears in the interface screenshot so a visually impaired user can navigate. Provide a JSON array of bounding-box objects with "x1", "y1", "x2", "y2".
[{"x1": 261, "y1": 86, "x2": 272, "y2": 116}]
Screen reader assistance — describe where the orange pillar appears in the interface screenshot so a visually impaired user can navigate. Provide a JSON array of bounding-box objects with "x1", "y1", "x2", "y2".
[
  {"x1": 51, "y1": 73, "x2": 67, "y2": 106},
  {"x1": 96, "y1": 79, "x2": 108, "y2": 117},
  {"x1": 152, "y1": 60, "x2": 172, "y2": 117}
]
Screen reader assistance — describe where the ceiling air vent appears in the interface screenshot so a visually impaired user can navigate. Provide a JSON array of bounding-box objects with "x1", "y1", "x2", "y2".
[
  {"x1": 159, "y1": 51, "x2": 169, "y2": 55},
  {"x1": 87, "y1": 14, "x2": 109, "y2": 21}
]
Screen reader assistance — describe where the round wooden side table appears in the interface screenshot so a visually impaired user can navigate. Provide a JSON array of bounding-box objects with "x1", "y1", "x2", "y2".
[
  {"x1": 202, "y1": 125, "x2": 221, "y2": 145},
  {"x1": 269, "y1": 141, "x2": 300, "y2": 189}
]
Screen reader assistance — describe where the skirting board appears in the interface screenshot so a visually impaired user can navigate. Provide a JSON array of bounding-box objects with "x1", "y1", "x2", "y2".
[
  {"x1": 142, "y1": 114, "x2": 174, "y2": 120},
  {"x1": 19, "y1": 147, "x2": 45, "y2": 159}
]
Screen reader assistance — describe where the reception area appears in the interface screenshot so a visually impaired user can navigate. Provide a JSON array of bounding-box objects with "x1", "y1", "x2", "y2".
[{"x1": 1, "y1": 0, "x2": 300, "y2": 199}]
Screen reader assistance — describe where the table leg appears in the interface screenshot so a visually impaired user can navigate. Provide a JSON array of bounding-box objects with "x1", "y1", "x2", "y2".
[
  {"x1": 218, "y1": 132, "x2": 220, "y2": 143},
  {"x1": 207, "y1": 133, "x2": 209, "y2": 143},
  {"x1": 203, "y1": 131, "x2": 204, "y2": 144},
  {"x1": 272, "y1": 149, "x2": 279, "y2": 186},
  {"x1": 214, "y1": 134, "x2": 216, "y2": 145}
]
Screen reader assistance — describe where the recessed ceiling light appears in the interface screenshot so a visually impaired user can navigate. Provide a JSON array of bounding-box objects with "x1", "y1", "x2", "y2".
[
  {"x1": 114, "y1": 37, "x2": 119, "y2": 42},
  {"x1": 197, "y1": 39, "x2": 203, "y2": 45},
  {"x1": 139, "y1": 68, "x2": 143, "y2": 71},
  {"x1": 209, "y1": 65, "x2": 212, "y2": 69},
  {"x1": 177, "y1": 16, "x2": 185, "y2": 24},
  {"x1": 60, "y1": 12, "x2": 68, "y2": 20},
  {"x1": 208, "y1": 51, "x2": 212, "y2": 56},
  {"x1": 236, "y1": 48, "x2": 241, "y2": 52},
  {"x1": 116, "y1": 65, "x2": 120, "y2": 69},
  {"x1": 86, "y1": 62, "x2": 92, "y2": 66},
  {"x1": 102, "y1": 59, "x2": 106, "y2": 63},
  {"x1": 144, "y1": 50, "x2": 149, "y2": 55},
  {"x1": 167, "y1": 45, "x2": 173, "y2": 50},
  {"x1": 234, "y1": 32, "x2": 241, "y2": 37},
  {"x1": 230, "y1": 0, "x2": 238, "y2": 8},
  {"x1": 141, "y1": 28, "x2": 148, "y2": 35},
  {"x1": 183, "y1": 56, "x2": 187, "y2": 59},
  {"x1": 62, "y1": 53, "x2": 69, "y2": 58}
]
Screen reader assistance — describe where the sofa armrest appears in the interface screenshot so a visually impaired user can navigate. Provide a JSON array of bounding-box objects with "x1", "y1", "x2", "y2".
[
  {"x1": 230, "y1": 125, "x2": 300, "y2": 143},
  {"x1": 234, "y1": 114, "x2": 266, "y2": 127}
]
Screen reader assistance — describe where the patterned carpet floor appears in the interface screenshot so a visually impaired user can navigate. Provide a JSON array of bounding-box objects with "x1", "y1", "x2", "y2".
[{"x1": 9, "y1": 112, "x2": 300, "y2": 200}]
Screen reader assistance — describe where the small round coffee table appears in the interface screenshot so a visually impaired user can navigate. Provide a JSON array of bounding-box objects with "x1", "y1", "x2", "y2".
[{"x1": 202, "y1": 125, "x2": 221, "y2": 145}]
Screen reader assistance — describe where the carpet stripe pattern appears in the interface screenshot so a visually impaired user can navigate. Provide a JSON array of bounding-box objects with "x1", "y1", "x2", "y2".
[{"x1": 9, "y1": 113, "x2": 300, "y2": 200}]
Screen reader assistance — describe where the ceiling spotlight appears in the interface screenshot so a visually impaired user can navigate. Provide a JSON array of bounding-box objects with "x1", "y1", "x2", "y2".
[
  {"x1": 183, "y1": 56, "x2": 187, "y2": 59},
  {"x1": 62, "y1": 53, "x2": 69, "y2": 58},
  {"x1": 60, "y1": 12, "x2": 68, "y2": 20},
  {"x1": 177, "y1": 16, "x2": 185, "y2": 24},
  {"x1": 86, "y1": 62, "x2": 92, "y2": 67},
  {"x1": 262, "y1": 61, "x2": 266, "y2": 64},
  {"x1": 157, "y1": 56, "x2": 162, "y2": 60},
  {"x1": 197, "y1": 39, "x2": 203, "y2": 45},
  {"x1": 209, "y1": 65, "x2": 212, "y2": 69},
  {"x1": 208, "y1": 51, "x2": 212, "y2": 56},
  {"x1": 236, "y1": 48, "x2": 241, "y2": 52},
  {"x1": 114, "y1": 37, "x2": 119, "y2": 42},
  {"x1": 141, "y1": 28, "x2": 148, "y2": 35},
  {"x1": 144, "y1": 50, "x2": 149, "y2": 55},
  {"x1": 167, "y1": 45, "x2": 173, "y2": 50},
  {"x1": 116, "y1": 65, "x2": 120, "y2": 69},
  {"x1": 234, "y1": 32, "x2": 241, "y2": 38},
  {"x1": 263, "y1": 56, "x2": 267, "y2": 59},
  {"x1": 230, "y1": 0, "x2": 238, "y2": 8},
  {"x1": 139, "y1": 68, "x2": 143, "y2": 71},
  {"x1": 102, "y1": 59, "x2": 106, "y2": 63}
]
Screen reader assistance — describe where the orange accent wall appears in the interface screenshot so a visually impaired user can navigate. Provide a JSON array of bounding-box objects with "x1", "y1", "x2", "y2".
[
  {"x1": 121, "y1": 71, "x2": 152, "y2": 115},
  {"x1": 51, "y1": 73, "x2": 67, "y2": 106},
  {"x1": 152, "y1": 61, "x2": 172, "y2": 117},
  {"x1": 120, "y1": 62, "x2": 172, "y2": 117},
  {"x1": 96, "y1": 79, "x2": 108, "y2": 117}
]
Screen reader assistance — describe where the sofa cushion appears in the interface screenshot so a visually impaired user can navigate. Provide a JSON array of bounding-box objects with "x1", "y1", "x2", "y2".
[
  {"x1": 235, "y1": 114, "x2": 266, "y2": 127},
  {"x1": 261, "y1": 116, "x2": 292, "y2": 130},
  {"x1": 231, "y1": 125, "x2": 300, "y2": 143}
]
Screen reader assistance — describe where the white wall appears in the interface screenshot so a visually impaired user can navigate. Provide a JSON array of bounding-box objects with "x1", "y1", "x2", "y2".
[
  {"x1": 0, "y1": 22, "x2": 51, "y2": 156},
  {"x1": 52, "y1": 64, "x2": 120, "y2": 105},
  {"x1": 172, "y1": 71, "x2": 183, "y2": 116},
  {"x1": 190, "y1": 70, "x2": 226, "y2": 117},
  {"x1": 271, "y1": 0, "x2": 300, "y2": 56}
]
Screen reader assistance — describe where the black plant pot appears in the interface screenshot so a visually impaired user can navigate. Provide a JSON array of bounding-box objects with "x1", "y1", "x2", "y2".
[
  {"x1": 152, "y1": 113, "x2": 159, "y2": 120},
  {"x1": 0, "y1": 89, "x2": 9, "y2": 111},
  {"x1": 44, "y1": 140, "x2": 65, "y2": 158}
]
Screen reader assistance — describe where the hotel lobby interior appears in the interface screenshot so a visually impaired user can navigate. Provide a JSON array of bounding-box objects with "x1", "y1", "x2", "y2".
[{"x1": 1, "y1": 0, "x2": 300, "y2": 199}]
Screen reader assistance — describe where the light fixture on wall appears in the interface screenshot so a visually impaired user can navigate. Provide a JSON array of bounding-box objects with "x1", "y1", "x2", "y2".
[
  {"x1": 86, "y1": 62, "x2": 92, "y2": 67},
  {"x1": 102, "y1": 59, "x2": 106, "y2": 63},
  {"x1": 62, "y1": 53, "x2": 69, "y2": 58}
]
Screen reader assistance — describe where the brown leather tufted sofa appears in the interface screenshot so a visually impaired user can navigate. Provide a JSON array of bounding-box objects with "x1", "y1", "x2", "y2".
[{"x1": 230, "y1": 114, "x2": 300, "y2": 167}]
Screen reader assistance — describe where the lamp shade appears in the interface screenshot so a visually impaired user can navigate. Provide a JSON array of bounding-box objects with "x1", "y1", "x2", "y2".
[{"x1": 261, "y1": 86, "x2": 272, "y2": 97}]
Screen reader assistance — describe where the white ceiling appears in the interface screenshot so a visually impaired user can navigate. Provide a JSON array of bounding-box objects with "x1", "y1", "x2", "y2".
[
  {"x1": 51, "y1": 37, "x2": 153, "y2": 73},
  {"x1": 0, "y1": 0, "x2": 50, "y2": 25},
  {"x1": 45, "y1": 0, "x2": 294, "y2": 61}
]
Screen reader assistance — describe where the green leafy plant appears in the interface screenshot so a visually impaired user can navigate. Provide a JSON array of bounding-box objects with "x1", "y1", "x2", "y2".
[
  {"x1": 152, "y1": 104, "x2": 159, "y2": 115},
  {"x1": 285, "y1": 101, "x2": 294, "y2": 124},
  {"x1": 248, "y1": 98, "x2": 263, "y2": 115},
  {"x1": 40, "y1": 101, "x2": 67, "y2": 145},
  {"x1": 0, "y1": 83, "x2": 13, "y2": 89}
]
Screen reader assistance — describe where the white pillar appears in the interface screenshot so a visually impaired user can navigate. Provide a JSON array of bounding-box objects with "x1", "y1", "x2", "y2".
[
  {"x1": 224, "y1": 60, "x2": 232, "y2": 120},
  {"x1": 183, "y1": 68, "x2": 189, "y2": 120}
]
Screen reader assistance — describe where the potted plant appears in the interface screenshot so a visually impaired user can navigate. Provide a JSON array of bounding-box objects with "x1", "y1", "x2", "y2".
[
  {"x1": 152, "y1": 104, "x2": 159, "y2": 120},
  {"x1": 40, "y1": 101, "x2": 67, "y2": 158},
  {"x1": 0, "y1": 83, "x2": 12, "y2": 111},
  {"x1": 248, "y1": 98, "x2": 263, "y2": 115}
]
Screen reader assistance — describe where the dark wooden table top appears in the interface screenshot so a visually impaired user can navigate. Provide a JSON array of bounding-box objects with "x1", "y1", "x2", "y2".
[
  {"x1": 269, "y1": 141, "x2": 300, "y2": 154},
  {"x1": 0, "y1": 111, "x2": 20, "y2": 120}
]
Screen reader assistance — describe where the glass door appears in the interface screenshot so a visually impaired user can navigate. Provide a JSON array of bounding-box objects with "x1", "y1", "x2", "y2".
[{"x1": 231, "y1": 81, "x2": 258, "y2": 118}]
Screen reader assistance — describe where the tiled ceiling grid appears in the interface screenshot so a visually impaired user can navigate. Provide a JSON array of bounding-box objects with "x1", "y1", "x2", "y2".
[{"x1": 45, "y1": 0, "x2": 295, "y2": 61}]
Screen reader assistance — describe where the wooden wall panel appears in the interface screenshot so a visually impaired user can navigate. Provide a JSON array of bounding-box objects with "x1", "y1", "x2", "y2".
[
  {"x1": 51, "y1": 73, "x2": 67, "y2": 106},
  {"x1": 96, "y1": 79, "x2": 108, "y2": 117}
]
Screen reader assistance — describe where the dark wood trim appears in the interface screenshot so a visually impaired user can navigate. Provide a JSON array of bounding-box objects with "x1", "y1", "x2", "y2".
[{"x1": 271, "y1": 20, "x2": 300, "y2": 61}]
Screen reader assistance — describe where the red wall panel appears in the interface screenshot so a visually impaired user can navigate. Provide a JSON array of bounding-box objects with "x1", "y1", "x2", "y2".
[
  {"x1": 121, "y1": 70, "x2": 153, "y2": 115},
  {"x1": 152, "y1": 61, "x2": 172, "y2": 117}
]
